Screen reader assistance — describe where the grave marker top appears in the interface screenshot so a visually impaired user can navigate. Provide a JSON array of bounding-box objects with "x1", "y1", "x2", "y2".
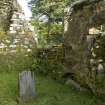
[{"x1": 19, "y1": 71, "x2": 35, "y2": 101}]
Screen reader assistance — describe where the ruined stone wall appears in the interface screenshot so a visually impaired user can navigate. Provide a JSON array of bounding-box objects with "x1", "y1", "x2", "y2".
[
  {"x1": 64, "y1": 0, "x2": 105, "y2": 97},
  {"x1": 0, "y1": 0, "x2": 20, "y2": 31}
]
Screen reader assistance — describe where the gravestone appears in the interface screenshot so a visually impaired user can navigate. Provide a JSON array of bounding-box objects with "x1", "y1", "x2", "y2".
[{"x1": 19, "y1": 71, "x2": 35, "y2": 101}]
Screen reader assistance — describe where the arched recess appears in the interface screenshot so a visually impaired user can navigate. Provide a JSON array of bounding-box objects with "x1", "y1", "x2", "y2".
[{"x1": 64, "y1": 0, "x2": 105, "y2": 96}]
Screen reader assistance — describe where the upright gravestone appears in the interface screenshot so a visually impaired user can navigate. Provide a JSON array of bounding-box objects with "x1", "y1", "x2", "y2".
[{"x1": 19, "y1": 71, "x2": 35, "y2": 101}]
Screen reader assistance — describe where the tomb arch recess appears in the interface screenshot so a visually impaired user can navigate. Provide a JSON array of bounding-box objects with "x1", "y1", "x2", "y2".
[{"x1": 64, "y1": 0, "x2": 105, "y2": 96}]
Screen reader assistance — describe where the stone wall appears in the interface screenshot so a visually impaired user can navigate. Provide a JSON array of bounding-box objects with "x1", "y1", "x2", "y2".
[
  {"x1": 64, "y1": 0, "x2": 105, "y2": 97},
  {"x1": 0, "y1": 0, "x2": 20, "y2": 31}
]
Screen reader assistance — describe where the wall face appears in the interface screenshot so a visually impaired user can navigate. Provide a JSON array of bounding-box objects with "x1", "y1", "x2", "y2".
[
  {"x1": 0, "y1": 0, "x2": 19, "y2": 31},
  {"x1": 64, "y1": 0, "x2": 105, "y2": 97}
]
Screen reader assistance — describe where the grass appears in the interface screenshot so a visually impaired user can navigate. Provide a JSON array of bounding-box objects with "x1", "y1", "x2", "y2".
[{"x1": 0, "y1": 71, "x2": 105, "y2": 105}]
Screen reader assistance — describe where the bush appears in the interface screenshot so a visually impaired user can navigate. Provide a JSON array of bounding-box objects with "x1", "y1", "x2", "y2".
[{"x1": 31, "y1": 58, "x2": 66, "y2": 81}]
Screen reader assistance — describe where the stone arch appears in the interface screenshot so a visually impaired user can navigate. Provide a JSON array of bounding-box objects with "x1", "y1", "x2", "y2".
[{"x1": 64, "y1": 0, "x2": 105, "y2": 96}]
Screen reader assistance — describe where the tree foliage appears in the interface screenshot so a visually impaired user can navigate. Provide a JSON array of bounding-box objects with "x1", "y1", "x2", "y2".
[{"x1": 30, "y1": 0, "x2": 73, "y2": 48}]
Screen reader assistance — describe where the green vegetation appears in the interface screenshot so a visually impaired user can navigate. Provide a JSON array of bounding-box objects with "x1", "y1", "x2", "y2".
[
  {"x1": 0, "y1": 71, "x2": 104, "y2": 105},
  {"x1": 32, "y1": 58, "x2": 66, "y2": 81},
  {"x1": 0, "y1": 0, "x2": 105, "y2": 104},
  {"x1": 0, "y1": 53, "x2": 33, "y2": 72},
  {"x1": 30, "y1": 0, "x2": 72, "y2": 48}
]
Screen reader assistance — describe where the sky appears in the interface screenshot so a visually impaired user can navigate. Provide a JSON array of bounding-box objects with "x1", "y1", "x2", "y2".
[{"x1": 17, "y1": 0, "x2": 32, "y2": 20}]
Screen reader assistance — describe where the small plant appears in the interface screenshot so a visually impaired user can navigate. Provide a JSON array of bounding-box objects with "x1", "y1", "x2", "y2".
[{"x1": 31, "y1": 57, "x2": 66, "y2": 82}]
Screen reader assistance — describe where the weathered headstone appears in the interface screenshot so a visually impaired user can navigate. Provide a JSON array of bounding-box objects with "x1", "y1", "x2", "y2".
[{"x1": 19, "y1": 71, "x2": 35, "y2": 101}]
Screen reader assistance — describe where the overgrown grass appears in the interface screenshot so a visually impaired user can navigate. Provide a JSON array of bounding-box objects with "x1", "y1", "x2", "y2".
[
  {"x1": 0, "y1": 53, "x2": 33, "y2": 72},
  {"x1": 0, "y1": 71, "x2": 105, "y2": 105}
]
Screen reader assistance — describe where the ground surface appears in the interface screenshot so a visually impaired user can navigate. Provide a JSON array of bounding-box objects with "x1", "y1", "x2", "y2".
[{"x1": 0, "y1": 71, "x2": 105, "y2": 105}]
